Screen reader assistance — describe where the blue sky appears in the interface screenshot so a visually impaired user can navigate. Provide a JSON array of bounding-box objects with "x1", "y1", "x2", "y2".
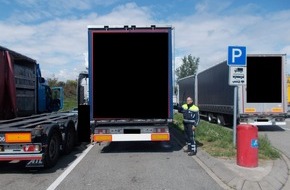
[{"x1": 0, "y1": 0, "x2": 290, "y2": 81}]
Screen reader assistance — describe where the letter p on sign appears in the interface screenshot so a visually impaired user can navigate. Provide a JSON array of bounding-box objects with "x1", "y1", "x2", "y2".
[{"x1": 227, "y1": 46, "x2": 246, "y2": 66}]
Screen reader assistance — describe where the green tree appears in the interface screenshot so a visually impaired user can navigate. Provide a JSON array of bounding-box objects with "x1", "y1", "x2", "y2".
[
  {"x1": 47, "y1": 75, "x2": 58, "y2": 87},
  {"x1": 175, "y1": 54, "x2": 199, "y2": 80},
  {"x1": 64, "y1": 80, "x2": 77, "y2": 98},
  {"x1": 57, "y1": 81, "x2": 65, "y2": 87}
]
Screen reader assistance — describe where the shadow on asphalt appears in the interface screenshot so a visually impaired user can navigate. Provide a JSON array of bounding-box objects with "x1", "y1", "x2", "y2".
[
  {"x1": 101, "y1": 141, "x2": 174, "y2": 153},
  {"x1": 0, "y1": 142, "x2": 89, "y2": 174},
  {"x1": 257, "y1": 125, "x2": 285, "y2": 132}
]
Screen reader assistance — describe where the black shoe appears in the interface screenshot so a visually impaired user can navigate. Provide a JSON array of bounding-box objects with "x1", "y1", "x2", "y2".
[{"x1": 188, "y1": 151, "x2": 196, "y2": 156}]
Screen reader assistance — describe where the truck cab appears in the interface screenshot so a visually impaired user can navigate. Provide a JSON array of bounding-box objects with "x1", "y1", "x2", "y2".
[
  {"x1": 36, "y1": 64, "x2": 63, "y2": 114},
  {"x1": 51, "y1": 87, "x2": 64, "y2": 111}
]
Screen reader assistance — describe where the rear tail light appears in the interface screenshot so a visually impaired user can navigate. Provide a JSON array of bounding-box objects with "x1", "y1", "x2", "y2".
[
  {"x1": 23, "y1": 144, "x2": 42, "y2": 152},
  {"x1": 275, "y1": 117, "x2": 285, "y2": 122},
  {"x1": 95, "y1": 129, "x2": 110, "y2": 134},
  {"x1": 154, "y1": 128, "x2": 168, "y2": 133},
  {"x1": 239, "y1": 118, "x2": 248, "y2": 123}
]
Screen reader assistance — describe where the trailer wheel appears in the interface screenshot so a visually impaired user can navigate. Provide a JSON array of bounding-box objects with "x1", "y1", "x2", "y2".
[
  {"x1": 43, "y1": 130, "x2": 61, "y2": 168},
  {"x1": 217, "y1": 115, "x2": 225, "y2": 126},
  {"x1": 207, "y1": 114, "x2": 214, "y2": 123},
  {"x1": 63, "y1": 126, "x2": 76, "y2": 155}
]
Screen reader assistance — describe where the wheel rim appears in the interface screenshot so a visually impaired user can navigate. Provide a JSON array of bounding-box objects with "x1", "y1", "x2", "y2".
[
  {"x1": 49, "y1": 136, "x2": 58, "y2": 160},
  {"x1": 67, "y1": 129, "x2": 74, "y2": 148},
  {"x1": 208, "y1": 114, "x2": 212, "y2": 122},
  {"x1": 217, "y1": 117, "x2": 221, "y2": 125}
]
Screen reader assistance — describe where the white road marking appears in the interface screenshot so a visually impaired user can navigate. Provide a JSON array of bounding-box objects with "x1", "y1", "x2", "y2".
[
  {"x1": 281, "y1": 127, "x2": 290, "y2": 131},
  {"x1": 46, "y1": 144, "x2": 94, "y2": 190}
]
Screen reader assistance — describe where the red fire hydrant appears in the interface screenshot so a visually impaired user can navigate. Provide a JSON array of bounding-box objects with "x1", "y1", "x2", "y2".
[{"x1": 236, "y1": 124, "x2": 258, "y2": 167}]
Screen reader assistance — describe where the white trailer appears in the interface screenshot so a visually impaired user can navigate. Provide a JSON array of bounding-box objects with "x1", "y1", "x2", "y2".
[{"x1": 178, "y1": 54, "x2": 287, "y2": 126}]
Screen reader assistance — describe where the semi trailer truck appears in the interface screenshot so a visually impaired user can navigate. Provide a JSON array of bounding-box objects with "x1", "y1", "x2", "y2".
[
  {"x1": 287, "y1": 76, "x2": 290, "y2": 108},
  {"x1": 0, "y1": 46, "x2": 79, "y2": 168},
  {"x1": 77, "y1": 25, "x2": 174, "y2": 143},
  {"x1": 178, "y1": 54, "x2": 287, "y2": 126}
]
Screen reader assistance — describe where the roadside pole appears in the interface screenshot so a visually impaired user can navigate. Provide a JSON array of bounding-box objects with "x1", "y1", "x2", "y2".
[
  {"x1": 227, "y1": 46, "x2": 247, "y2": 147},
  {"x1": 233, "y1": 86, "x2": 237, "y2": 147}
]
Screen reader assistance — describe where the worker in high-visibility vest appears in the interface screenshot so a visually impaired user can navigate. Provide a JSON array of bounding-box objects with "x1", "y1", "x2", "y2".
[{"x1": 177, "y1": 97, "x2": 200, "y2": 156}]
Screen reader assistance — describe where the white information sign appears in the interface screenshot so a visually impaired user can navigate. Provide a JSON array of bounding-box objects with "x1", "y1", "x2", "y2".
[{"x1": 229, "y1": 66, "x2": 247, "y2": 86}]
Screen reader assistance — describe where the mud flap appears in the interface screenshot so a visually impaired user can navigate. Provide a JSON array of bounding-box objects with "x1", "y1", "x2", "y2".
[
  {"x1": 26, "y1": 160, "x2": 44, "y2": 168},
  {"x1": 77, "y1": 105, "x2": 90, "y2": 142}
]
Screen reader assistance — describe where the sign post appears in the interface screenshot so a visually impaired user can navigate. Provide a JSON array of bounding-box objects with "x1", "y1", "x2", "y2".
[{"x1": 227, "y1": 46, "x2": 247, "y2": 147}]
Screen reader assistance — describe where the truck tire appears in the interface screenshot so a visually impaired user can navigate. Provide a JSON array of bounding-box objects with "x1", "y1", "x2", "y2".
[
  {"x1": 43, "y1": 130, "x2": 61, "y2": 168},
  {"x1": 217, "y1": 115, "x2": 225, "y2": 126},
  {"x1": 63, "y1": 125, "x2": 76, "y2": 155},
  {"x1": 207, "y1": 113, "x2": 214, "y2": 123}
]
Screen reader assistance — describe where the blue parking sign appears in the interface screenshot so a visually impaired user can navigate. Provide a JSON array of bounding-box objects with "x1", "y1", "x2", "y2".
[
  {"x1": 228, "y1": 46, "x2": 246, "y2": 66},
  {"x1": 251, "y1": 139, "x2": 258, "y2": 148}
]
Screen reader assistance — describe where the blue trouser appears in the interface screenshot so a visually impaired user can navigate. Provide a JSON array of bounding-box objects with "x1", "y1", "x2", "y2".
[{"x1": 184, "y1": 122, "x2": 197, "y2": 153}]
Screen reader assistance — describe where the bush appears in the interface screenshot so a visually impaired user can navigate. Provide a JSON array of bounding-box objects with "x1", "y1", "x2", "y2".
[{"x1": 173, "y1": 113, "x2": 281, "y2": 160}]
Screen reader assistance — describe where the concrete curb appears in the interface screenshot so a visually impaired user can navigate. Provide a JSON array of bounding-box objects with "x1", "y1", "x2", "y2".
[
  {"x1": 281, "y1": 154, "x2": 290, "y2": 190},
  {"x1": 196, "y1": 150, "x2": 289, "y2": 190},
  {"x1": 170, "y1": 127, "x2": 290, "y2": 190}
]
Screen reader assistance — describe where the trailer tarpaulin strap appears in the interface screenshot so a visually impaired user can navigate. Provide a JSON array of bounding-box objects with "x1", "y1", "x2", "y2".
[{"x1": 0, "y1": 51, "x2": 17, "y2": 120}]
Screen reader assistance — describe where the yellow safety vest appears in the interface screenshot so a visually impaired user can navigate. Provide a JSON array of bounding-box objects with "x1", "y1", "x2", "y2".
[{"x1": 181, "y1": 104, "x2": 199, "y2": 124}]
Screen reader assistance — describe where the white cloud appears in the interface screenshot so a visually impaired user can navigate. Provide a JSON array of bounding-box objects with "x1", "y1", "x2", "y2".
[
  {"x1": 194, "y1": 0, "x2": 232, "y2": 14},
  {"x1": 171, "y1": 7, "x2": 290, "y2": 73},
  {"x1": 1, "y1": 1, "x2": 290, "y2": 82},
  {"x1": 0, "y1": 2, "x2": 156, "y2": 81}
]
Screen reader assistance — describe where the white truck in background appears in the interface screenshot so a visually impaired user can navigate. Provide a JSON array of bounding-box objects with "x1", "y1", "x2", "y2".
[{"x1": 178, "y1": 54, "x2": 288, "y2": 126}]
